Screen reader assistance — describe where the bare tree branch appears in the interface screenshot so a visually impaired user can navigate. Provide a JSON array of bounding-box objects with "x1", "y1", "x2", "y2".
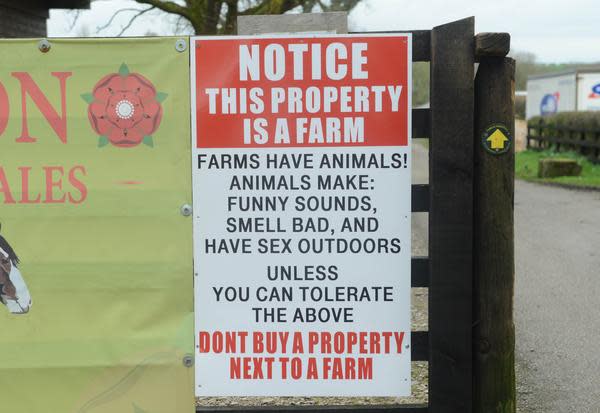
[
  {"x1": 134, "y1": 0, "x2": 193, "y2": 20},
  {"x1": 115, "y1": 6, "x2": 156, "y2": 36},
  {"x1": 173, "y1": 14, "x2": 194, "y2": 34},
  {"x1": 240, "y1": 0, "x2": 304, "y2": 16},
  {"x1": 126, "y1": 0, "x2": 364, "y2": 34},
  {"x1": 325, "y1": 0, "x2": 362, "y2": 11},
  {"x1": 66, "y1": 9, "x2": 82, "y2": 32},
  {"x1": 96, "y1": 8, "x2": 151, "y2": 32}
]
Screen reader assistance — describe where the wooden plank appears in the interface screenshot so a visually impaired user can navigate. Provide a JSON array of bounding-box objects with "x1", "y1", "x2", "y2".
[
  {"x1": 413, "y1": 108, "x2": 431, "y2": 140},
  {"x1": 411, "y1": 257, "x2": 429, "y2": 288},
  {"x1": 473, "y1": 58, "x2": 516, "y2": 412},
  {"x1": 429, "y1": 17, "x2": 475, "y2": 413},
  {"x1": 238, "y1": 12, "x2": 348, "y2": 34},
  {"x1": 411, "y1": 331, "x2": 429, "y2": 361},
  {"x1": 527, "y1": 135, "x2": 600, "y2": 149},
  {"x1": 412, "y1": 184, "x2": 429, "y2": 212},
  {"x1": 536, "y1": 125, "x2": 600, "y2": 134},
  {"x1": 474, "y1": 33, "x2": 510, "y2": 58},
  {"x1": 351, "y1": 30, "x2": 431, "y2": 62},
  {"x1": 197, "y1": 406, "x2": 428, "y2": 413}
]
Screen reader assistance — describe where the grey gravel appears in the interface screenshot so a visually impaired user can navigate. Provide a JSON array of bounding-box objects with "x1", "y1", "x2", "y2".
[{"x1": 514, "y1": 181, "x2": 600, "y2": 412}]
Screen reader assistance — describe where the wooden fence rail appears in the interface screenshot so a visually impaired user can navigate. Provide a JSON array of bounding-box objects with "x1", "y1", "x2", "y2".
[{"x1": 527, "y1": 122, "x2": 600, "y2": 163}]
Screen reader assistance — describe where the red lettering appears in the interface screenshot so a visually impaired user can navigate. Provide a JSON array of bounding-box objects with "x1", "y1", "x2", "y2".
[
  {"x1": 19, "y1": 167, "x2": 41, "y2": 204},
  {"x1": 348, "y1": 332, "x2": 358, "y2": 352},
  {"x1": 0, "y1": 82, "x2": 9, "y2": 135},
  {"x1": 213, "y1": 332, "x2": 223, "y2": 353},
  {"x1": 43, "y1": 166, "x2": 66, "y2": 203},
  {"x1": 253, "y1": 332, "x2": 263, "y2": 353},
  {"x1": 369, "y1": 332, "x2": 380, "y2": 354},
  {"x1": 12, "y1": 72, "x2": 72, "y2": 143},
  {"x1": 199, "y1": 331, "x2": 210, "y2": 353},
  {"x1": 334, "y1": 332, "x2": 344, "y2": 354},
  {"x1": 0, "y1": 167, "x2": 15, "y2": 204},
  {"x1": 230, "y1": 357, "x2": 241, "y2": 379},
  {"x1": 243, "y1": 357, "x2": 252, "y2": 378},
  {"x1": 279, "y1": 357, "x2": 289, "y2": 379},
  {"x1": 358, "y1": 357, "x2": 373, "y2": 379},
  {"x1": 307, "y1": 357, "x2": 318, "y2": 379},
  {"x1": 381, "y1": 332, "x2": 392, "y2": 353},
  {"x1": 292, "y1": 332, "x2": 303, "y2": 353},
  {"x1": 290, "y1": 357, "x2": 302, "y2": 379},
  {"x1": 394, "y1": 331, "x2": 405, "y2": 353},
  {"x1": 308, "y1": 331, "x2": 318, "y2": 353},
  {"x1": 238, "y1": 331, "x2": 248, "y2": 353},
  {"x1": 265, "y1": 332, "x2": 276, "y2": 354},
  {"x1": 67, "y1": 165, "x2": 87, "y2": 204},
  {"x1": 332, "y1": 357, "x2": 343, "y2": 379},
  {"x1": 252, "y1": 357, "x2": 263, "y2": 378},
  {"x1": 345, "y1": 357, "x2": 356, "y2": 379},
  {"x1": 230, "y1": 357, "x2": 274, "y2": 379},
  {"x1": 359, "y1": 332, "x2": 368, "y2": 354}
]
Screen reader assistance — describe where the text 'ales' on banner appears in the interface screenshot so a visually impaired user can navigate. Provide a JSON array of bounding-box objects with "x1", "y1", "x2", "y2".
[{"x1": 191, "y1": 34, "x2": 412, "y2": 397}]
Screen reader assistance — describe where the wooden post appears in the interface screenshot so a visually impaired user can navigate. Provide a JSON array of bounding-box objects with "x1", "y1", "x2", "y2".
[
  {"x1": 429, "y1": 17, "x2": 475, "y2": 413},
  {"x1": 237, "y1": 11, "x2": 347, "y2": 34},
  {"x1": 473, "y1": 57, "x2": 516, "y2": 413}
]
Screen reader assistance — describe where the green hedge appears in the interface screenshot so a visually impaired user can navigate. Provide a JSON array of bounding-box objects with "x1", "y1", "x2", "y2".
[
  {"x1": 528, "y1": 112, "x2": 600, "y2": 161},
  {"x1": 528, "y1": 111, "x2": 600, "y2": 131}
]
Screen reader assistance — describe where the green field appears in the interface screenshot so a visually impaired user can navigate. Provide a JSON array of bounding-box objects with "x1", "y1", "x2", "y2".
[{"x1": 516, "y1": 150, "x2": 600, "y2": 188}]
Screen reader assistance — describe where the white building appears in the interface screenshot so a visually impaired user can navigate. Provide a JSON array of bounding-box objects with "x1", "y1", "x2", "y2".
[{"x1": 526, "y1": 67, "x2": 600, "y2": 119}]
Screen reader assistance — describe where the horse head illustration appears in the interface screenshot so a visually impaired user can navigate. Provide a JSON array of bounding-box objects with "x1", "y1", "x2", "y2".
[{"x1": 0, "y1": 227, "x2": 31, "y2": 314}]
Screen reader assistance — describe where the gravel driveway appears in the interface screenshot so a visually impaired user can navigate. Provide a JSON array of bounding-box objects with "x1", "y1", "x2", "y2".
[{"x1": 515, "y1": 181, "x2": 600, "y2": 412}]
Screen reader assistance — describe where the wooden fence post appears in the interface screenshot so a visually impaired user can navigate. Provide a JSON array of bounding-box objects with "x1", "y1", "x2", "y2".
[
  {"x1": 429, "y1": 17, "x2": 475, "y2": 413},
  {"x1": 473, "y1": 56, "x2": 516, "y2": 413}
]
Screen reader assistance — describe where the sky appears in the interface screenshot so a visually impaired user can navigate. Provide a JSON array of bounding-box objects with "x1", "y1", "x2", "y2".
[{"x1": 47, "y1": 0, "x2": 600, "y2": 63}]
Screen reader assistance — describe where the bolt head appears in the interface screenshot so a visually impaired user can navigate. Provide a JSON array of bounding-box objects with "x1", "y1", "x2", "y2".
[
  {"x1": 38, "y1": 39, "x2": 51, "y2": 53},
  {"x1": 180, "y1": 204, "x2": 192, "y2": 216},
  {"x1": 175, "y1": 39, "x2": 187, "y2": 52},
  {"x1": 182, "y1": 354, "x2": 194, "y2": 367}
]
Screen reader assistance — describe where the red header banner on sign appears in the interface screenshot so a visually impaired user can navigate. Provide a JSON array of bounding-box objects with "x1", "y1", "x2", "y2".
[{"x1": 193, "y1": 36, "x2": 409, "y2": 148}]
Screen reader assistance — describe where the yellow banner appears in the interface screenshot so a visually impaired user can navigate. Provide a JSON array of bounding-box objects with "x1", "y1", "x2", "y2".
[{"x1": 0, "y1": 38, "x2": 193, "y2": 413}]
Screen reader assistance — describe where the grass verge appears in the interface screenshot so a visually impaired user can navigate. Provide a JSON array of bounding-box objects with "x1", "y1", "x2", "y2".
[{"x1": 516, "y1": 150, "x2": 600, "y2": 188}]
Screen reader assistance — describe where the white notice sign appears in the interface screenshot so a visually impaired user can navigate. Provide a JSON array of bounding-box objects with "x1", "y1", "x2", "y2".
[{"x1": 191, "y1": 34, "x2": 412, "y2": 396}]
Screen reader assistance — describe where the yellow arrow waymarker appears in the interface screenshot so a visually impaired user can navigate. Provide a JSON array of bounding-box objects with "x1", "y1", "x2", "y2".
[
  {"x1": 487, "y1": 128, "x2": 509, "y2": 150},
  {"x1": 481, "y1": 124, "x2": 511, "y2": 155}
]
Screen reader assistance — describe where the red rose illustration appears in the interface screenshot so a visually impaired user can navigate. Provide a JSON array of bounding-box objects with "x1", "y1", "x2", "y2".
[{"x1": 83, "y1": 63, "x2": 167, "y2": 148}]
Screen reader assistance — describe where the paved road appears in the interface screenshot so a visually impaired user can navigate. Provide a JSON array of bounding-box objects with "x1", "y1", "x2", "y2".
[
  {"x1": 412, "y1": 143, "x2": 600, "y2": 411},
  {"x1": 515, "y1": 181, "x2": 600, "y2": 412}
]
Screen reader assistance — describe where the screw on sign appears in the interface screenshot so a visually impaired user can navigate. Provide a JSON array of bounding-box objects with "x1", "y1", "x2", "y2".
[{"x1": 481, "y1": 124, "x2": 511, "y2": 155}]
